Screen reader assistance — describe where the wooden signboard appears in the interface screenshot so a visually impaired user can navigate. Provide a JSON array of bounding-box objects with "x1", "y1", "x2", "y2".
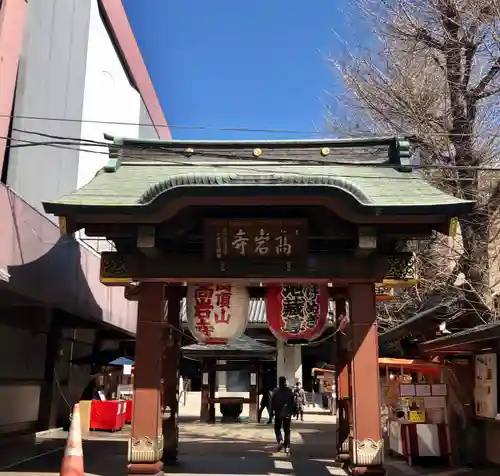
[{"x1": 204, "y1": 219, "x2": 307, "y2": 261}]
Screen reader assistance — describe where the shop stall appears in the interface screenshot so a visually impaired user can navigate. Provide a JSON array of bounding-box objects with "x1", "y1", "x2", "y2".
[
  {"x1": 311, "y1": 367, "x2": 336, "y2": 411},
  {"x1": 74, "y1": 355, "x2": 135, "y2": 432},
  {"x1": 380, "y1": 358, "x2": 451, "y2": 466}
]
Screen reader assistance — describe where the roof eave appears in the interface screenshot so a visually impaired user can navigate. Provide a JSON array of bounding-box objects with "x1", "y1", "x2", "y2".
[
  {"x1": 42, "y1": 184, "x2": 475, "y2": 219},
  {"x1": 379, "y1": 298, "x2": 460, "y2": 345},
  {"x1": 420, "y1": 323, "x2": 500, "y2": 352}
]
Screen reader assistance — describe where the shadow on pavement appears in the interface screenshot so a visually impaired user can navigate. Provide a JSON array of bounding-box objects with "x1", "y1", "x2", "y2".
[
  {"x1": 0, "y1": 439, "x2": 340, "y2": 476},
  {"x1": 0, "y1": 434, "x2": 66, "y2": 471},
  {"x1": 0, "y1": 420, "x2": 341, "y2": 476}
]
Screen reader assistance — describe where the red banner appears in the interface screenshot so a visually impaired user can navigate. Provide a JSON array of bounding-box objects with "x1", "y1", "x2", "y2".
[{"x1": 265, "y1": 284, "x2": 329, "y2": 341}]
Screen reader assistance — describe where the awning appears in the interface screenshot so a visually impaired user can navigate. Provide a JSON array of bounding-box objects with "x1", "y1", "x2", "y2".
[
  {"x1": 109, "y1": 357, "x2": 134, "y2": 366},
  {"x1": 312, "y1": 358, "x2": 443, "y2": 376},
  {"x1": 378, "y1": 357, "x2": 443, "y2": 375},
  {"x1": 71, "y1": 349, "x2": 134, "y2": 366}
]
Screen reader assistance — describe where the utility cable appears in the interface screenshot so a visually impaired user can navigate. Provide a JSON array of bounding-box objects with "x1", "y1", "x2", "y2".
[
  {"x1": 1, "y1": 112, "x2": 498, "y2": 138},
  {"x1": 4, "y1": 129, "x2": 500, "y2": 174}
]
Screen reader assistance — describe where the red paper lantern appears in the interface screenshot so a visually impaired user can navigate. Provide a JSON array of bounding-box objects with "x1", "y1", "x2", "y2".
[
  {"x1": 265, "y1": 284, "x2": 329, "y2": 342},
  {"x1": 187, "y1": 284, "x2": 249, "y2": 344}
]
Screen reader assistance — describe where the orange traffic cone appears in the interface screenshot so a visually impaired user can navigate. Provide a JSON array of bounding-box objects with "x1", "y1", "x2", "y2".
[{"x1": 60, "y1": 403, "x2": 84, "y2": 476}]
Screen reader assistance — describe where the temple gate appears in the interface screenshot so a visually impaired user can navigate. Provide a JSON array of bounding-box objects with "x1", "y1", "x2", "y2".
[{"x1": 43, "y1": 135, "x2": 473, "y2": 476}]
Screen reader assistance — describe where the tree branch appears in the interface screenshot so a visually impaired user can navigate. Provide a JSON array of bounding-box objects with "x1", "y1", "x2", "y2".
[{"x1": 473, "y1": 56, "x2": 500, "y2": 97}]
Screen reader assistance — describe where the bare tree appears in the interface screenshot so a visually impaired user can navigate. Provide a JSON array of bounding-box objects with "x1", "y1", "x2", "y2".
[{"x1": 328, "y1": 0, "x2": 500, "y2": 326}]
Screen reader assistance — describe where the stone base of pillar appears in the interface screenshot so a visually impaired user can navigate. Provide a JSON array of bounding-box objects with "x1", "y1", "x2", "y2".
[
  {"x1": 349, "y1": 464, "x2": 386, "y2": 475},
  {"x1": 336, "y1": 437, "x2": 350, "y2": 462},
  {"x1": 336, "y1": 452, "x2": 350, "y2": 462},
  {"x1": 127, "y1": 462, "x2": 163, "y2": 476}
]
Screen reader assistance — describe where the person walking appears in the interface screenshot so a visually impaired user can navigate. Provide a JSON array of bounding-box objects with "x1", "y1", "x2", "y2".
[
  {"x1": 258, "y1": 386, "x2": 273, "y2": 424},
  {"x1": 270, "y1": 376, "x2": 295, "y2": 454},
  {"x1": 293, "y1": 381, "x2": 306, "y2": 421}
]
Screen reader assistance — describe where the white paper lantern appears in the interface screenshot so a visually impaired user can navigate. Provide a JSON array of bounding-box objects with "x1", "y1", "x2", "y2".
[{"x1": 187, "y1": 284, "x2": 249, "y2": 344}]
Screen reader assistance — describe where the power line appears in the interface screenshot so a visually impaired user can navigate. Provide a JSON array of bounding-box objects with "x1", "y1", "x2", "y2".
[
  {"x1": 2, "y1": 113, "x2": 325, "y2": 136},
  {"x1": 1, "y1": 112, "x2": 497, "y2": 137},
  {"x1": 4, "y1": 129, "x2": 500, "y2": 177}
]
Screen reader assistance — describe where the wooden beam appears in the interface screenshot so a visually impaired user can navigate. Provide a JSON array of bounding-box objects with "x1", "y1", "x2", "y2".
[
  {"x1": 101, "y1": 251, "x2": 407, "y2": 284},
  {"x1": 124, "y1": 283, "x2": 350, "y2": 301}
]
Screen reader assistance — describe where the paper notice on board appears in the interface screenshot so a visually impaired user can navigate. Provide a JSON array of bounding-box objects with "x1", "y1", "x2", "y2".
[
  {"x1": 415, "y1": 384, "x2": 431, "y2": 397},
  {"x1": 400, "y1": 384, "x2": 416, "y2": 396},
  {"x1": 431, "y1": 384, "x2": 447, "y2": 396},
  {"x1": 409, "y1": 410, "x2": 426, "y2": 423}
]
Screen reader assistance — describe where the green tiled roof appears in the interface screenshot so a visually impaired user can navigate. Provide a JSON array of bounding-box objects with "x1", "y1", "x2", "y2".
[
  {"x1": 42, "y1": 136, "x2": 474, "y2": 215},
  {"x1": 45, "y1": 162, "x2": 470, "y2": 210}
]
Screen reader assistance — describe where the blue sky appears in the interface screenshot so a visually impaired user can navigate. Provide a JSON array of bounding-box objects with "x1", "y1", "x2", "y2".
[{"x1": 123, "y1": 0, "x2": 351, "y2": 140}]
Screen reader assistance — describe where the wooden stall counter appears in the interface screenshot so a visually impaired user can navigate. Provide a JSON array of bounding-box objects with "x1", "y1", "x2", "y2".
[
  {"x1": 380, "y1": 359, "x2": 451, "y2": 466},
  {"x1": 389, "y1": 421, "x2": 449, "y2": 465}
]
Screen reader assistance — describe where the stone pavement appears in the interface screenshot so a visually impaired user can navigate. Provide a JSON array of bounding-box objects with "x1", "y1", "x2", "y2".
[{"x1": 0, "y1": 410, "x2": 496, "y2": 476}]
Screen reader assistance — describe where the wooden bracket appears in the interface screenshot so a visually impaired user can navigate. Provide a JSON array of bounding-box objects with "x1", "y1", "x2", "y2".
[
  {"x1": 356, "y1": 226, "x2": 377, "y2": 257},
  {"x1": 137, "y1": 225, "x2": 161, "y2": 257}
]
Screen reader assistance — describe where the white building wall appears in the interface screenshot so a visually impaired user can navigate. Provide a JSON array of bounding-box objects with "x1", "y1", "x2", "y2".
[
  {"x1": 77, "y1": 0, "x2": 140, "y2": 190},
  {"x1": 6, "y1": 0, "x2": 91, "y2": 216},
  {"x1": 7, "y1": 0, "x2": 156, "y2": 222},
  {"x1": 276, "y1": 341, "x2": 303, "y2": 386}
]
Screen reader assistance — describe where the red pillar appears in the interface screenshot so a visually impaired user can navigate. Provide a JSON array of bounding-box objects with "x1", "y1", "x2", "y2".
[
  {"x1": 335, "y1": 298, "x2": 350, "y2": 462},
  {"x1": 162, "y1": 285, "x2": 182, "y2": 464},
  {"x1": 128, "y1": 283, "x2": 164, "y2": 476},
  {"x1": 349, "y1": 284, "x2": 385, "y2": 475}
]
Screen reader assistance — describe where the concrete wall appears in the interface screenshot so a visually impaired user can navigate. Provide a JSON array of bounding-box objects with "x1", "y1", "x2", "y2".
[
  {"x1": 0, "y1": 315, "x2": 46, "y2": 435},
  {"x1": 0, "y1": 311, "x2": 115, "y2": 436},
  {"x1": 6, "y1": 0, "x2": 91, "y2": 216},
  {"x1": 0, "y1": 183, "x2": 137, "y2": 334},
  {"x1": 6, "y1": 0, "x2": 158, "y2": 218},
  {"x1": 0, "y1": 0, "x2": 28, "y2": 174}
]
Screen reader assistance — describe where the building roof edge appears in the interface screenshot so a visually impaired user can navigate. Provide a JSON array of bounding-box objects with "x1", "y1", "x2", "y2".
[{"x1": 98, "y1": 0, "x2": 171, "y2": 140}]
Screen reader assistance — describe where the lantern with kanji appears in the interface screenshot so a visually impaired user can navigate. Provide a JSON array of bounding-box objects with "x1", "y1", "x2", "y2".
[
  {"x1": 265, "y1": 284, "x2": 329, "y2": 342},
  {"x1": 186, "y1": 284, "x2": 250, "y2": 344}
]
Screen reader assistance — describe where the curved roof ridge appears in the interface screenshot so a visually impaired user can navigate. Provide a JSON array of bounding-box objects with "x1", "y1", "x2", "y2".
[{"x1": 138, "y1": 171, "x2": 373, "y2": 206}]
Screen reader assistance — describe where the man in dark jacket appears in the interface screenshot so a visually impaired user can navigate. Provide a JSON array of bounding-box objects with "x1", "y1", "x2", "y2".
[
  {"x1": 258, "y1": 386, "x2": 273, "y2": 424},
  {"x1": 270, "y1": 376, "x2": 295, "y2": 453}
]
